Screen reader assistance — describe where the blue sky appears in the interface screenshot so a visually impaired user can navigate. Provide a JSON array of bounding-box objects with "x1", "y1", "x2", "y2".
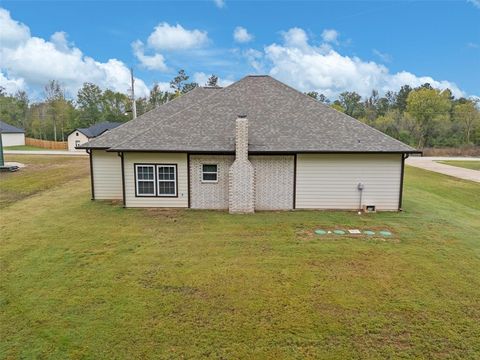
[{"x1": 1, "y1": 0, "x2": 479, "y2": 100}]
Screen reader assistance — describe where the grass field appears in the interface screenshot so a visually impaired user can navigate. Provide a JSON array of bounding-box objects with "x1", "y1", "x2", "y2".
[
  {"x1": 3, "y1": 145, "x2": 50, "y2": 151},
  {"x1": 437, "y1": 160, "x2": 480, "y2": 171},
  {"x1": 1, "y1": 155, "x2": 479, "y2": 359}
]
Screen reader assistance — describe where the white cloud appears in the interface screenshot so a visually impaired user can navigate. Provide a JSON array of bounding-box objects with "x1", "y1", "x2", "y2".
[
  {"x1": 132, "y1": 40, "x2": 168, "y2": 71},
  {"x1": 243, "y1": 48, "x2": 265, "y2": 72},
  {"x1": 213, "y1": 0, "x2": 225, "y2": 8},
  {"x1": 0, "y1": 8, "x2": 149, "y2": 98},
  {"x1": 147, "y1": 22, "x2": 209, "y2": 51},
  {"x1": 263, "y1": 27, "x2": 464, "y2": 98},
  {"x1": 192, "y1": 72, "x2": 234, "y2": 87},
  {"x1": 0, "y1": 8, "x2": 30, "y2": 48},
  {"x1": 467, "y1": 0, "x2": 480, "y2": 8},
  {"x1": 233, "y1": 26, "x2": 253, "y2": 43},
  {"x1": 321, "y1": 29, "x2": 339, "y2": 43},
  {"x1": 0, "y1": 71, "x2": 26, "y2": 93}
]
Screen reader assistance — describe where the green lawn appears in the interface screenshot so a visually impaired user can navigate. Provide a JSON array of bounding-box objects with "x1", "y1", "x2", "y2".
[
  {"x1": 1, "y1": 155, "x2": 479, "y2": 359},
  {"x1": 0, "y1": 155, "x2": 89, "y2": 208},
  {"x1": 3, "y1": 145, "x2": 49, "y2": 151},
  {"x1": 437, "y1": 160, "x2": 480, "y2": 171}
]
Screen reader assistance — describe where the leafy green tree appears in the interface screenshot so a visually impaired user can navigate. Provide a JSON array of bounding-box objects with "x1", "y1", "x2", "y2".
[
  {"x1": 395, "y1": 85, "x2": 412, "y2": 112},
  {"x1": 338, "y1": 91, "x2": 364, "y2": 118},
  {"x1": 406, "y1": 88, "x2": 452, "y2": 147},
  {"x1": 170, "y1": 69, "x2": 189, "y2": 95},
  {"x1": 76, "y1": 83, "x2": 103, "y2": 126},
  {"x1": 101, "y1": 90, "x2": 130, "y2": 122},
  {"x1": 206, "y1": 74, "x2": 219, "y2": 87},
  {"x1": 453, "y1": 100, "x2": 480, "y2": 144}
]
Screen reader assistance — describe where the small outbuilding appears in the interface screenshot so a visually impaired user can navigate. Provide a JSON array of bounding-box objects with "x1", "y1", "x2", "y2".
[
  {"x1": 0, "y1": 121, "x2": 25, "y2": 147},
  {"x1": 68, "y1": 122, "x2": 121, "y2": 151}
]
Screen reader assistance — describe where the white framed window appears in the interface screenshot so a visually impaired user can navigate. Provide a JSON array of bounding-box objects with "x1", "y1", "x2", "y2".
[
  {"x1": 157, "y1": 165, "x2": 177, "y2": 196},
  {"x1": 202, "y1": 164, "x2": 218, "y2": 183},
  {"x1": 135, "y1": 164, "x2": 156, "y2": 196},
  {"x1": 75, "y1": 140, "x2": 81, "y2": 148}
]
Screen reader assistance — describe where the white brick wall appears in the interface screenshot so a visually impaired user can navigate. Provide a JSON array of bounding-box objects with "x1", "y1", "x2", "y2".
[
  {"x1": 229, "y1": 118, "x2": 255, "y2": 213},
  {"x1": 251, "y1": 155, "x2": 294, "y2": 210},
  {"x1": 189, "y1": 155, "x2": 234, "y2": 209}
]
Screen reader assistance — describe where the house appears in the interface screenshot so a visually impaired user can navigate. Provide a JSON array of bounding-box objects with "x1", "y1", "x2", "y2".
[
  {"x1": 0, "y1": 121, "x2": 25, "y2": 147},
  {"x1": 79, "y1": 75, "x2": 419, "y2": 213},
  {"x1": 68, "y1": 122, "x2": 121, "y2": 151}
]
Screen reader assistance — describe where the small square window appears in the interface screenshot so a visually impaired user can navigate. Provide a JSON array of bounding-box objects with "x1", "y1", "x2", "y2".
[{"x1": 202, "y1": 164, "x2": 218, "y2": 182}]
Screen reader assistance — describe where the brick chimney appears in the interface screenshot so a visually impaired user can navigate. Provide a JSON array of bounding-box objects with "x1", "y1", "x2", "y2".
[{"x1": 228, "y1": 116, "x2": 255, "y2": 213}]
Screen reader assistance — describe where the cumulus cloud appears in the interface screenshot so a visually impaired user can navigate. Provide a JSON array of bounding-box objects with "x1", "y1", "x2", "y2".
[
  {"x1": 0, "y1": 71, "x2": 26, "y2": 93},
  {"x1": 132, "y1": 40, "x2": 168, "y2": 71},
  {"x1": 192, "y1": 72, "x2": 234, "y2": 87},
  {"x1": 233, "y1": 26, "x2": 253, "y2": 43},
  {"x1": 263, "y1": 27, "x2": 464, "y2": 98},
  {"x1": 147, "y1": 22, "x2": 209, "y2": 51},
  {"x1": 0, "y1": 8, "x2": 30, "y2": 48},
  {"x1": 321, "y1": 29, "x2": 339, "y2": 43},
  {"x1": 0, "y1": 8, "x2": 149, "y2": 97}
]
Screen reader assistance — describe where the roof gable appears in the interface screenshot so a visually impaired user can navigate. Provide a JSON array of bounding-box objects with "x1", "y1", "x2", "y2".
[{"x1": 108, "y1": 75, "x2": 416, "y2": 153}]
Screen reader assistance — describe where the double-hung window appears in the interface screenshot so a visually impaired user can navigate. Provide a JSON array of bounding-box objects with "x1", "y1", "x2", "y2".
[
  {"x1": 157, "y1": 165, "x2": 177, "y2": 196},
  {"x1": 135, "y1": 165, "x2": 156, "y2": 196},
  {"x1": 202, "y1": 164, "x2": 218, "y2": 182}
]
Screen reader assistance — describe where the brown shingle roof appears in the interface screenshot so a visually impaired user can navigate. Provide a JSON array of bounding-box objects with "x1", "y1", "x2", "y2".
[{"x1": 103, "y1": 75, "x2": 416, "y2": 153}]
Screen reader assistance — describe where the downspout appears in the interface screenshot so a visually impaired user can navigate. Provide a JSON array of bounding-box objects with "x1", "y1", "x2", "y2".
[
  {"x1": 87, "y1": 149, "x2": 95, "y2": 200},
  {"x1": 398, "y1": 153, "x2": 409, "y2": 211},
  {"x1": 118, "y1": 152, "x2": 126, "y2": 208}
]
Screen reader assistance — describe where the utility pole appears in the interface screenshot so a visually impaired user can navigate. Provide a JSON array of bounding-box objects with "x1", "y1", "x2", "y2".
[{"x1": 130, "y1": 67, "x2": 137, "y2": 119}]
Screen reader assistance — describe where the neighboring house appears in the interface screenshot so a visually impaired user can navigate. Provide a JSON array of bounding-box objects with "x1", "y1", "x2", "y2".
[
  {"x1": 68, "y1": 122, "x2": 122, "y2": 151},
  {"x1": 80, "y1": 75, "x2": 419, "y2": 213},
  {"x1": 0, "y1": 121, "x2": 25, "y2": 147}
]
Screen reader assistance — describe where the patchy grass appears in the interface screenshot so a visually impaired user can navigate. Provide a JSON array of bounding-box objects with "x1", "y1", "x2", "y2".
[
  {"x1": 3, "y1": 145, "x2": 50, "y2": 151},
  {"x1": 437, "y1": 160, "x2": 480, "y2": 171},
  {"x1": 0, "y1": 158, "x2": 479, "y2": 359},
  {"x1": 0, "y1": 155, "x2": 89, "y2": 208}
]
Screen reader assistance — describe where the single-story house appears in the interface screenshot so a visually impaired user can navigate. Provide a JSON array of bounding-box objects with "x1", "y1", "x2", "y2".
[
  {"x1": 68, "y1": 122, "x2": 121, "y2": 151},
  {"x1": 79, "y1": 75, "x2": 419, "y2": 213},
  {"x1": 0, "y1": 121, "x2": 25, "y2": 147}
]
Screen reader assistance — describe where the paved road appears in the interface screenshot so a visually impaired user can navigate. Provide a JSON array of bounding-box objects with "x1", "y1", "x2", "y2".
[
  {"x1": 4, "y1": 150, "x2": 88, "y2": 156},
  {"x1": 406, "y1": 156, "x2": 480, "y2": 183}
]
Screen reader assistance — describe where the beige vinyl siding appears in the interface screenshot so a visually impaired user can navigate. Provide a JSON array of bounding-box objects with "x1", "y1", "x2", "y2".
[
  {"x1": 296, "y1": 154, "x2": 402, "y2": 211},
  {"x1": 124, "y1": 152, "x2": 188, "y2": 208},
  {"x1": 68, "y1": 131, "x2": 89, "y2": 152},
  {"x1": 91, "y1": 149, "x2": 122, "y2": 200}
]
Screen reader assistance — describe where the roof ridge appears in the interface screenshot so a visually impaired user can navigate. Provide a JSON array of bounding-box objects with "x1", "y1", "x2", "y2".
[{"x1": 108, "y1": 81, "x2": 240, "y2": 150}]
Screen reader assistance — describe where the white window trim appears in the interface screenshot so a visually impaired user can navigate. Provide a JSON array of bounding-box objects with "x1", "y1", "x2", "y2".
[
  {"x1": 157, "y1": 165, "x2": 177, "y2": 197},
  {"x1": 201, "y1": 164, "x2": 218, "y2": 183},
  {"x1": 135, "y1": 164, "x2": 156, "y2": 197}
]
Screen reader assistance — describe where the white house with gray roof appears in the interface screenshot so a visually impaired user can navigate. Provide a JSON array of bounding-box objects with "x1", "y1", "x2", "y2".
[
  {"x1": 68, "y1": 122, "x2": 121, "y2": 152},
  {"x1": 79, "y1": 75, "x2": 419, "y2": 212},
  {"x1": 0, "y1": 121, "x2": 25, "y2": 147}
]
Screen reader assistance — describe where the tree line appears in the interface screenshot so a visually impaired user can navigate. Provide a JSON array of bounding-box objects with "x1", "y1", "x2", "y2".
[{"x1": 1, "y1": 70, "x2": 478, "y2": 148}]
